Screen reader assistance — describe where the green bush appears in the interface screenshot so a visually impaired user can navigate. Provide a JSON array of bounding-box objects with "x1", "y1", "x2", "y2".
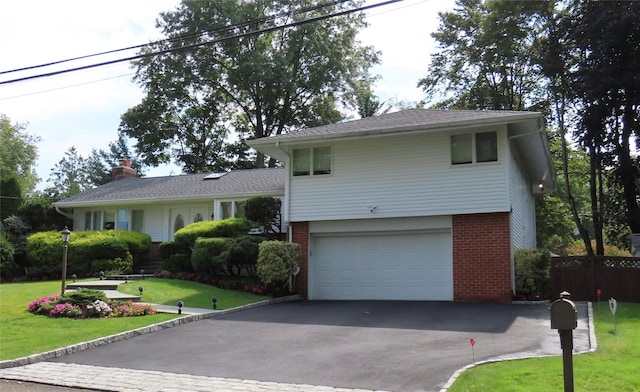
[
  {"x1": 514, "y1": 248, "x2": 551, "y2": 300},
  {"x1": 162, "y1": 253, "x2": 193, "y2": 273},
  {"x1": 60, "y1": 289, "x2": 108, "y2": 306},
  {"x1": 25, "y1": 230, "x2": 149, "y2": 278},
  {"x1": 245, "y1": 196, "x2": 282, "y2": 237},
  {"x1": 158, "y1": 240, "x2": 191, "y2": 261},
  {"x1": 0, "y1": 233, "x2": 16, "y2": 275},
  {"x1": 225, "y1": 235, "x2": 266, "y2": 275},
  {"x1": 257, "y1": 241, "x2": 300, "y2": 293},
  {"x1": 90, "y1": 255, "x2": 133, "y2": 275},
  {"x1": 191, "y1": 237, "x2": 231, "y2": 275},
  {"x1": 174, "y1": 218, "x2": 251, "y2": 246}
]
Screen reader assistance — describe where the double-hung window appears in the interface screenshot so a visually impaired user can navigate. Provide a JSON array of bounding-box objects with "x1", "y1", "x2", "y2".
[
  {"x1": 292, "y1": 146, "x2": 332, "y2": 176},
  {"x1": 451, "y1": 131, "x2": 497, "y2": 165}
]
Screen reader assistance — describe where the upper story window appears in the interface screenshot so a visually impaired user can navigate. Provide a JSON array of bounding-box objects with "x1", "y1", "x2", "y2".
[
  {"x1": 292, "y1": 147, "x2": 332, "y2": 176},
  {"x1": 451, "y1": 131, "x2": 497, "y2": 165}
]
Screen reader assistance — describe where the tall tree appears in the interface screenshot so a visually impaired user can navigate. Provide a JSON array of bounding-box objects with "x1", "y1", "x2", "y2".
[
  {"x1": 0, "y1": 114, "x2": 40, "y2": 196},
  {"x1": 120, "y1": 0, "x2": 378, "y2": 171},
  {"x1": 45, "y1": 147, "x2": 96, "y2": 199},
  {"x1": 568, "y1": 0, "x2": 640, "y2": 238},
  {"x1": 419, "y1": 0, "x2": 547, "y2": 111}
]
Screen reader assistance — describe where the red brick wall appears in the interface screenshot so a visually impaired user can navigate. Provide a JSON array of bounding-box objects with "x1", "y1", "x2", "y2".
[
  {"x1": 290, "y1": 221, "x2": 309, "y2": 298},
  {"x1": 453, "y1": 212, "x2": 512, "y2": 303}
]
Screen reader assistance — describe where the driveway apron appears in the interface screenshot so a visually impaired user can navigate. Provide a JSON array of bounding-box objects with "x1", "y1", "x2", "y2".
[{"x1": 48, "y1": 301, "x2": 590, "y2": 392}]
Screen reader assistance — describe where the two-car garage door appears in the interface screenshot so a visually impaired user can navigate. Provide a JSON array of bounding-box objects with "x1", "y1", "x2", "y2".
[{"x1": 310, "y1": 231, "x2": 453, "y2": 300}]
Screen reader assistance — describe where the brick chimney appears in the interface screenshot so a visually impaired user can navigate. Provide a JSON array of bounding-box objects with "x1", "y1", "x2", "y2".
[{"x1": 111, "y1": 158, "x2": 137, "y2": 181}]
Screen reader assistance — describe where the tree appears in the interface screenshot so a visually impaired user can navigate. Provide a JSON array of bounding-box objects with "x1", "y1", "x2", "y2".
[
  {"x1": 45, "y1": 147, "x2": 95, "y2": 199},
  {"x1": 0, "y1": 176, "x2": 22, "y2": 221},
  {"x1": 0, "y1": 114, "x2": 40, "y2": 196},
  {"x1": 419, "y1": 0, "x2": 547, "y2": 111},
  {"x1": 245, "y1": 196, "x2": 282, "y2": 237},
  {"x1": 567, "y1": 0, "x2": 640, "y2": 238},
  {"x1": 120, "y1": 0, "x2": 378, "y2": 171}
]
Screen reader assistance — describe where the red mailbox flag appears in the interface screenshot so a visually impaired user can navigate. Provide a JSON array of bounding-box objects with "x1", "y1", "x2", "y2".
[
  {"x1": 470, "y1": 338, "x2": 475, "y2": 346},
  {"x1": 597, "y1": 289, "x2": 602, "y2": 296}
]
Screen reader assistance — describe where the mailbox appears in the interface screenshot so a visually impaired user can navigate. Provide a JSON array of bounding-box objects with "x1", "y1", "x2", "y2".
[{"x1": 550, "y1": 292, "x2": 577, "y2": 330}]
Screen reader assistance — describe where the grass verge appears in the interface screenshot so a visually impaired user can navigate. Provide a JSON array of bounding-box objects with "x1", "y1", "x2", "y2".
[
  {"x1": 0, "y1": 278, "x2": 268, "y2": 361},
  {"x1": 117, "y1": 277, "x2": 268, "y2": 309},
  {"x1": 448, "y1": 302, "x2": 640, "y2": 392}
]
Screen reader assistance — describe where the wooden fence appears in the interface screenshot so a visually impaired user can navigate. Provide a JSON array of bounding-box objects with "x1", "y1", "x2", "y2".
[{"x1": 551, "y1": 256, "x2": 640, "y2": 302}]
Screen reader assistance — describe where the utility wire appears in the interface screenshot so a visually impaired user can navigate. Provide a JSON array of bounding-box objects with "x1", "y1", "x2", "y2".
[
  {"x1": 0, "y1": 0, "x2": 352, "y2": 76},
  {"x1": 0, "y1": 0, "x2": 403, "y2": 86}
]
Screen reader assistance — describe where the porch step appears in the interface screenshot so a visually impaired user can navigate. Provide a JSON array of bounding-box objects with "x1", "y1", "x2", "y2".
[{"x1": 105, "y1": 274, "x2": 149, "y2": 281}]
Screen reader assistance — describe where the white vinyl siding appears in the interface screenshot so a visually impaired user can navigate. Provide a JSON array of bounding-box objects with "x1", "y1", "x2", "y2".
[
  {"x1": 509, "y1": 153, "x2": 536, "y2": 249},
  {"x1": 289, "y1": 127, "x2": 509, "y2": 222}
]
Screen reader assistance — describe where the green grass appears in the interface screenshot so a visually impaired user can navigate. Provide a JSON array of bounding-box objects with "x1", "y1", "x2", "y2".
[
  {"x1": 0, "y1": 278, "x2": 268, "y2": 361},
  {"x1": 117, "y1": 277, "x2": 268, "y2": 309},
  {"x1": 448, "y1": 302, "x2": 640, "y2": 392}
]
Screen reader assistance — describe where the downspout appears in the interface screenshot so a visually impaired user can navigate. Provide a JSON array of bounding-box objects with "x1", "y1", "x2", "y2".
[
  {"x1": 275, "y1": 141, "x2": 292, "y2": 242},
  {"x1": 54, "y1": 206, "x2": 74, "y2": 219}
]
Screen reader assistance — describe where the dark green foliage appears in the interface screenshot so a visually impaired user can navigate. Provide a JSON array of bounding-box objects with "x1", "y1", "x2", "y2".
[
  {"x1": 225, "y1": 235, "x2": 265, "y2": 267},
  {"x1": 60, "y1": 289, "x2": 108, "y2": 306},
  {"x1": 514, "y1": 248, "x2": 551, "y2": 300},
  {"x1": 0, "y1": 233, "x2": 15, "y2": 275},
  {"x1": 25, "y1": 230, "x2": 149, "y2": 278},
  {"x1": 0, "y1": 176, "x2": 22, "y2": 221},
  {"x1": 257, "y1": 241, "x2": 300, "y2": 293},
  {"x1": 90, "y1": 256, "x2": 133, "y2": 275},
  {"x1": 162, "y1": 253, "x2": 192, "y2": 274},
  {"x1": 174, "y1": 218, "x2": 250, "y2": 247},
  {"x1": 105, "y1": 230, "x2": 151, "y2": 254},
  {"x1": 158, "y1": 240, "x2": 191, "y2": 260},
  {"x1": 244, "y1": 196, "x2": 282, "y2": 237},
  {"x1": 191, "y1": 237, "x2": 230, "y2": 275}
]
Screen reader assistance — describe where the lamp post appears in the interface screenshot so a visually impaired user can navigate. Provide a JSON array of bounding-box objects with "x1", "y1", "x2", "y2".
[{"x1": 60, "y1": 227, "x2": 71, "y2": 296}]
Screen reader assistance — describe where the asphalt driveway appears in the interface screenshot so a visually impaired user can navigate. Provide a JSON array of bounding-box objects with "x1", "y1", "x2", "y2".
[{"x1": 51, "y1": 301, "x2": 589, "y2": 392}]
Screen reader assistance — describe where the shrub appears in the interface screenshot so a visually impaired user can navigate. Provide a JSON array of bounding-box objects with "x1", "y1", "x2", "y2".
[
  {"x1": 0, "y1": 233, "x2": 16, "y2": 275},
  {"x1": 174, "y1": 218, "x2": 251, "y2": 246},
  {"x1": 563, "y1": 240, "x2": 632, "y2": 256},
  {"x1": 191, "y1": 237, "x2": 231, "y2": 275},
  {"x1": 25, "y1": 230, "x2": 149, "y2": 278},
  {"x1": 162, "y1": 253, "x2": 192, "y2": 273},
  {"x1": 514, "y1": 248, "x2": 551, "y2": 300},
  {"x1": 257, "y1": 241, "x2": 300, "y2": 293},
  {"x1": 60, "y1": 289, "x2": 108, "y2": 306},
  {"x1": 159, "y1": 241, "x2": 191, "y2": 261},
  {"x1": 245, "y1": 196, "x2": 282, "y2": 237},
  {"x1": 224, "y1": 235, "x2": 266, "y2": 275},
  {"x1": 90, "y1": 255, "x2": 133, "y2": 275}
]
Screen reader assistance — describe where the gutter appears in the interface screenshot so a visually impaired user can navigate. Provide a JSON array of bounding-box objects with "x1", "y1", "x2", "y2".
[
  {"x1": 275, "y1": 141, "x2": 292, "y2": 240},
  {"x1": 54, "y1": 206, "x2": 74, "y2": 219}
]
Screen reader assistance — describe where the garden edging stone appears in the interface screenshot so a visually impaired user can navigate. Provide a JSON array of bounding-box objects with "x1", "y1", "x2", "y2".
[{"x1": 0, "y1": 294, "x2": 302, "y2": 370}]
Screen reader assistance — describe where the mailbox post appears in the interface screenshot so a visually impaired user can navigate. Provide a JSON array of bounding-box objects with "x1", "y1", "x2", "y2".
[{"x1": 550, "y1": 291, "x2": 578, "y2": 392}]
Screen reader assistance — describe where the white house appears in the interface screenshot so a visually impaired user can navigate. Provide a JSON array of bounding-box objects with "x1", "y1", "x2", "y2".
[
  {"x1": 54, "y1": 109, "x2": 555, "y2": 303},
  {"x1": 247, "y1": 109, "x2": 555, "y2": 303}
]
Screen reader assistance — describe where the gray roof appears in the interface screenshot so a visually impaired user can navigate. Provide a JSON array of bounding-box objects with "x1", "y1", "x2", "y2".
[
  {"x1": 53, "y1": 168, "x2": 285, "y2": 207},
  {"x1": 248, "y1": 108, "x2": 541, "y2": 145}
]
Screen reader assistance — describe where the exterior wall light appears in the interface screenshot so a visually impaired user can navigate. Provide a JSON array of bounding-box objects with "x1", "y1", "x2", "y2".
[{"x1": 60, "y1": 227, "x2": 71, "y2": 296}]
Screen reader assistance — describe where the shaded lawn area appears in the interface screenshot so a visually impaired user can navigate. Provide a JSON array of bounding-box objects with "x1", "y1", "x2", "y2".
[
  {"x1": 0, "y1": 279, "x2": 268, "y2": 361},
  {"x1": 448, "y1": 302, "x2": 640, "y2": 392}
]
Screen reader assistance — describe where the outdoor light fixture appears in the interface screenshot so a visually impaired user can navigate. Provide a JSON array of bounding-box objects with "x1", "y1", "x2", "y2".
[
  {"x1": 178, "y1": 300, "x2": 184, "y2": 315},
  {"x1": 538, "y1": 182, "x2": 545, "y2": 192},
  {"x1": 72, "y1": 274, "x2": 77, "y2": 282},
  {"x1": 60, "y1": 227, "x2": 71, "y2": 296},
  {"x1": 212, "y1": 296, "x2": 217, "y2": 310},
  {"x1": 138, "y1": 286, "x2": 144, "y2": 296},
  {"x1": 99, "y1": 271, "x2": 105, "y2": 280},
  {"x1": 140, "y1": 269, "x2": 145, "y2": 279}
]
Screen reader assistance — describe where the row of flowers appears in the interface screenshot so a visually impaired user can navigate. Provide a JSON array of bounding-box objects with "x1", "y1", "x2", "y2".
[
  {"x1": 153, "y1": 271, "x2": 267, "y2": 295},
  {"x1": 28, "y1": 294, "x2": 156, "y2": 319}
]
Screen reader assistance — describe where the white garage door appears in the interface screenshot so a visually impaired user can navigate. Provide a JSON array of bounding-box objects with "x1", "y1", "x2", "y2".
[{"x1": 310, "y1": 231, "x2": 453, "y2": 300}]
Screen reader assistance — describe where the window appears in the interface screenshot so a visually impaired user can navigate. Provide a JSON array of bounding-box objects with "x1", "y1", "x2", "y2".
[
  {"x1": 220, "y1": 200, "x2": 245, "y2": 219},
  {"x1": 451, "y1": 131, "x2": 497, "y2": 165},
  {"x1": 174, "y1": 214, "x2": 185, "y2": 233},
  {"x1": 104, "y1": 210, "x2": 116, "y2": 230},
  {"x1": 132, "y1": 210, "x2": 144, "y2": 232},
  {"x1": 117, "y1": 209, "x2": 129, "y2": 230},
  {"x1": 221, "y1": 201, "x2": 232, "y2": 219},
  {"x1": 292, "y1": 147, "x2": 331, "y2": 176}
]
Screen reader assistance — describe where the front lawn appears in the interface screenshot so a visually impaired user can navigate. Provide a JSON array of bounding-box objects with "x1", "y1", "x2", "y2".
[
  {"x1": 448, "y1": 302, "x2": 640, "y2": 391},
  {"x1": 0, "y1": 279, "x2": 267, "y2": 361}
]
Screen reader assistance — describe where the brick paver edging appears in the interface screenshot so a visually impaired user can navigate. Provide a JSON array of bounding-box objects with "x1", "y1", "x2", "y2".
[
  {"x1": 0, "y1": 295, "x2": 302, "y2": 370},
  {"x1": 438, "y1": 301, "x2": 596, "y2": 391}
]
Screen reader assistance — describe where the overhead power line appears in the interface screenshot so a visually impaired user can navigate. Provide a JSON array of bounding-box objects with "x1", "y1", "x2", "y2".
[
  {"x1": 0, "y1": 0, "x2": 352, "y2": 76},
  {"x1": 1, "y1": 0, "x2": 400, "y2": 86}
]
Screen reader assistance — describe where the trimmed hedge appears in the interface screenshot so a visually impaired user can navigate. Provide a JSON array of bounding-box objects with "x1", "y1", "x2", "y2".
[
  {"x1": 174, "y1": 218, "x2": 251, "y2": 246},
  {"x1": 190, "y1": 235, "x2": 266, "y2": 276},
  {"x1": 191, "y1": 237, "x2": 231, "y2": 275},
  {"x1": 0, "y1": 234, "x2": 16, "y2": 275},
  {"x1": 25, "y1": 230, "x2": 151, "y2": 278}
]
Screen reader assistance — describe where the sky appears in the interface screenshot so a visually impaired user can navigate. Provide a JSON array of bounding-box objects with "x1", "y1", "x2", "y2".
[{"x1": 0, "y1": 0, "x2": 456, "y2": 190}]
